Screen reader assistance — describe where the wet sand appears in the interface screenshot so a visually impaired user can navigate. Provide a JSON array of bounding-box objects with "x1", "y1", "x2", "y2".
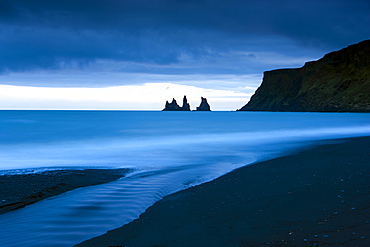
[
  {"x1": 78, "y1": 137, "x2": 370, "y2": 247},
  {"x1": 0, "y1": 168, "x2": 130, "y2": 215}
]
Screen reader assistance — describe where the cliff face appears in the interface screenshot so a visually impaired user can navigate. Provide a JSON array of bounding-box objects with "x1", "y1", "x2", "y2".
[{"x1": 238, "y1": 40, "x2": 370, "y2": 112}]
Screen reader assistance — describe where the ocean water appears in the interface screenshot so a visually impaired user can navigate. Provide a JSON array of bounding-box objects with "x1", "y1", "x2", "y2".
[{"x1": 0, "y1": 110, "x2": 369, "y2": 246}]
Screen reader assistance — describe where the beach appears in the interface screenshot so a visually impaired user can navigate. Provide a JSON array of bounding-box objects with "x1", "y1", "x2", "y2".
[
  {"x1": 0, "y1": 168, "x2": 129, "y2": 215},
  {"x1": 77, "y1": 136, "x2": 370, "y2": 247}
]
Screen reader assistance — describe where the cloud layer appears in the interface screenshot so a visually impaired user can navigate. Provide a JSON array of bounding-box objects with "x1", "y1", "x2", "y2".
[{"x1": 1, "y1": 0, "x2": 369, "y2": 80}]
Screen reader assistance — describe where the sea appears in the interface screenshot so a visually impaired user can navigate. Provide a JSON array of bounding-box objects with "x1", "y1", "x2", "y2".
[{"x1": 0, "y1": 110, "x2": 369, "y2": 246}]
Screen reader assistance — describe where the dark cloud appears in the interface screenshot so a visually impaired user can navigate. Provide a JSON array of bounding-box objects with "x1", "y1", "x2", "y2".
[{"x1": 0, "y1": 0, "x2": 369, "y2": 74}]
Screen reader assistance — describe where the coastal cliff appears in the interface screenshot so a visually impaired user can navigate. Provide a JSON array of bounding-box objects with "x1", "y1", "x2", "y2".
[{"x1": 238, "y1": 40, "x2": 370, "y2": 112}]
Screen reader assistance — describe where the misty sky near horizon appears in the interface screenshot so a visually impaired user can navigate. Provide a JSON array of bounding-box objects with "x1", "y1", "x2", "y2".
[{"x1": 0, "y1": 0, "x2": 369, "y2": 110}]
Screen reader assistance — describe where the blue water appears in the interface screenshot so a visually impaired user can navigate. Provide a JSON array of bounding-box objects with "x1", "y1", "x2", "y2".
[{"x1": 0, "y1": 111, "x2": 369, "y2": 246}]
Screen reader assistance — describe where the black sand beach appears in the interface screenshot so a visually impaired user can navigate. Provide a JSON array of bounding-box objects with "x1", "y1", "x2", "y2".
[
  {"x1": 78, "y1": 137, "x2": 370, "y2": 247},
  {"x1": 0, "y1": 168, "x2": 129, "y2": 215}
]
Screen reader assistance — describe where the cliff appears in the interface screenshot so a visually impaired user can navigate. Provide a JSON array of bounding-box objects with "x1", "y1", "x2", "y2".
[
  {"x1": 238, "y1": 40, "x2": 370, "y2": 112},
  {"x1": 163, "y1": 96, "x2": 191, "y2": 111},
  {"x1": 196, "y1": 97, "x2": 211, "y2": 111}
]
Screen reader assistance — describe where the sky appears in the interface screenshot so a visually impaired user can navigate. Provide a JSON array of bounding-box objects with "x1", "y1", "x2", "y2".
[{"x1": 0, "y1": 0, "x2": 369, "y2": 110}]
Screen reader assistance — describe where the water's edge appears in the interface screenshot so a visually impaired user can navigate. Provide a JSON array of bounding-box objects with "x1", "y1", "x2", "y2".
[
  {"x1": 1, "y1": 111, "x2": 369, "y2": 246},
  {"x1": 73, "y1": 137, "x2": 353, "y2": 246}
]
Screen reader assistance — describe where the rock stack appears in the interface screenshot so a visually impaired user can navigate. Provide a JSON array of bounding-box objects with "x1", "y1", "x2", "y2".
[
  {"x1": 163, "y1": 96, "x2": 191, "y2": 111},
  {"x1": 196, "y1": 97, "x2": 211, "y2": 111},
  {"x1": 162, "y1": 96, "x2": 211, "y2": 111}
]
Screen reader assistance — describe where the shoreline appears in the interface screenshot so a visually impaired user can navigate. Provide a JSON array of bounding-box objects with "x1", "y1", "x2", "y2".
[
  {"x1": 0, "y1": 168, "x2": 130, "y2": 215},
  {"x1": 78, "y1": 136, "x2": 370, "y2": 247}
]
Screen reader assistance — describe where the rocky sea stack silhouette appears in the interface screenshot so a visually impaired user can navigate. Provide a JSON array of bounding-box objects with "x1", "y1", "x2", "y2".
[
  {"x1": 162, "y1": 96, "x2": 211, "y2": 111},
  {"x1": 238, "y1": 40, "x2": 370, "y2": 112},
  {"x1": 163, "y1": 96, "x2": 190, "y2": 111},
  {"x1": 196, "y1": 97, "x2": 211, "y2": 111}
]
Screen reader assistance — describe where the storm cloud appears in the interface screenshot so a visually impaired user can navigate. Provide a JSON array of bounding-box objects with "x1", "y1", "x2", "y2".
[{"x1": 0, "y1": 0, "x2": 368, "y2": 77}]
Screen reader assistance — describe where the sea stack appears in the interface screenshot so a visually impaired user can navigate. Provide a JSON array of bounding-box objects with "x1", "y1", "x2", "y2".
[
  {"x1": 196, "y1": 97, "x2": 211, "y2": 111},
  {"x1": 163, "y1": 98, "x2": 181, "y2": 111},
  {"x1": 163, "y1": 96, "x2": 191, "y2": 111},
  {"x1": 182, "y1": 95, "x2": 191, "y2": 111}
]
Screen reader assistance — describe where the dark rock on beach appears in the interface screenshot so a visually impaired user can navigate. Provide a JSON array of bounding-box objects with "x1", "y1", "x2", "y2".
[
  {"x1": 196, "y1": 97, "x2": 211, "y2": 111},
  {"x1": 238, "y1": 40, "x2": 370, "y2": 112}
]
